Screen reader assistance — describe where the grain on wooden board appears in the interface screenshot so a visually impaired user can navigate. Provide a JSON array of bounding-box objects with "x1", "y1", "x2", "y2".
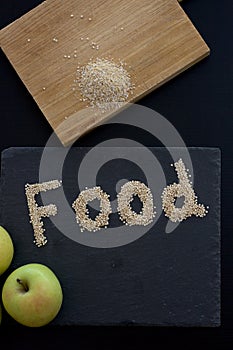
[
  {"x1": 77, "y1": 58, "x2": 134, "y2": 112},
  {"x1": 0, "y1": 0, "x2": 210, "y2": 146}
]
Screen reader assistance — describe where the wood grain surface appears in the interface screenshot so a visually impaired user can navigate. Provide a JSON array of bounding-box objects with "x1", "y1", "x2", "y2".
[{"x1": 0, "y1": 0, "x2": 209, "y2": 146}]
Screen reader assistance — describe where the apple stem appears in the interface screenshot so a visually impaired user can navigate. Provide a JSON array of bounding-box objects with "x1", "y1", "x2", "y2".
[{"x1": 16, "y1": 278, "x2": 29, "y2": 292}]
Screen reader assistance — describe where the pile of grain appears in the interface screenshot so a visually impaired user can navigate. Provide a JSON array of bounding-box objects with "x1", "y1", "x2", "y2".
[{"x1": 77, "y1": 58, "x2": 133, "y2": 112}]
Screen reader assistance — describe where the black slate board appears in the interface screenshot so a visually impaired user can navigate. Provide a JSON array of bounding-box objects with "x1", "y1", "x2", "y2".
[{"x1": 0, "y1": 147, "x2": 221, "y2": 326}]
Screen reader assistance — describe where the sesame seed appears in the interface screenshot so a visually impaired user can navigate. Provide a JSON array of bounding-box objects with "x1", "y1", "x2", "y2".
[
  {"x1": 27, "y1": 38, "x2": 31, "y2": 42},
  {"x1": 70, "y1": 14, "x2": 74, "y2": 18},
  {"x1": 80, "y1": 14, "x2": 84, "y2": 19}
]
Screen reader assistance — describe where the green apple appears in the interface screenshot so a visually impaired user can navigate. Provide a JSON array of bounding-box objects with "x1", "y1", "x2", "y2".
[
  {"x1": 0, "y1": 226, "x2": 14, "y2": 276},
  {"x1": 2, "y1": 263, "x2": 63, "y2": 327}
]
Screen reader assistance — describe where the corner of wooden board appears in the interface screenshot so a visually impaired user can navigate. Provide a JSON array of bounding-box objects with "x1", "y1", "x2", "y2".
[
  {"x1": 0, "y1": 1, "x2": 47, "y2": 47},
  {"x1": 201, "y1": 41, "x2": 211, "y2": 57}
]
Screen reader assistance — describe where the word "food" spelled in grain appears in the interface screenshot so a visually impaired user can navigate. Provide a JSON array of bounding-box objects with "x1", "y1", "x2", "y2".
[{"x1": 25, "y1": 159, "x2": 208, "y2": 247}]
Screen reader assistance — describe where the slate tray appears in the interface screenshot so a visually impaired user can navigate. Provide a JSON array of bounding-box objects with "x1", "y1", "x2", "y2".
[{"x1": 0, "y1": 147, "x2": 221, "y2": 326}]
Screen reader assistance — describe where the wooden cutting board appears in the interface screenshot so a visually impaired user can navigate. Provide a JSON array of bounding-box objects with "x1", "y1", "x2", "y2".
[{"x1": 0, "y1": 0, "x2": 209, "y2": 146}]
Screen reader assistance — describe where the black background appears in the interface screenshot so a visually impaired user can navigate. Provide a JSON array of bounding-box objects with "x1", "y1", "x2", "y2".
[{"x1": 0, "y1": 0, "x2": 232, "y2": 349}]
